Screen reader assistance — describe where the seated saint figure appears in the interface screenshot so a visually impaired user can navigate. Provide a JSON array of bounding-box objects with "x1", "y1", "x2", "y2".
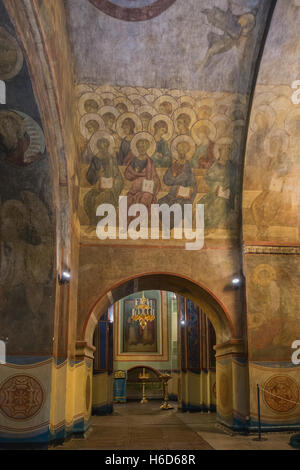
[
  {"x1": 124, "y1": 136, "x2": 161, "y2": 213},
  {"x1": 191, "y1": 129, "x2": 215, "y2": 169},
  {"x1": 117, "y1": 117, "x2": 135, "y2": 166},
  {"x1": 199, "y1": 138, "x2": 236, "y2": 230},
  {"x1": 84, "y1": 137, "x2": 123, "y2": 227},
  {"x1": 158, "y1": 141, "x2": 197, "y2": 229},
  {"x1": 151, "y1": 120, "x2": 172, "y2": 168}
]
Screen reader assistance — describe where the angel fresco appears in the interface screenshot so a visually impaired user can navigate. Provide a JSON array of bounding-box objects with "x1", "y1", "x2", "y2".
[
  {"x1": 0, "y1": 110, "x2": 45, "y2": 167},
  {"x1": 84, "y1": 131, "x2": 124, "y2": 227},
  {"x1": 198, "y1": 0, "x2": 256, "y2": 70}
]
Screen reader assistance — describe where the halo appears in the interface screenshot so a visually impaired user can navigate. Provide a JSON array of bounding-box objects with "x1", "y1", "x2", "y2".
[
  {"x1": 144, "y1": 94, "x2": 156, "y2": 103},
  {"x1": 116, "y1": 112, "x2": 142, "y2": 138},
  {"x1": 253, "y1": 92, "x2": 277, "y2": 108},
  {"x1": 95, "y1": 85, "x2": 119, "y2": 95},
  {"x1": 99, "y1": 105, "x2": 120, "y2": 120},
  {"x1": 128, "y1": 94, "x2": 148, "y2": 107},
  {"x1": 178, "y1": 95, "x2": 197, "y2": 109},
  {"x1": 250, "y1": 104, "x2": 276, "y2": 132},
  {"x1": 121, "y1": 86, "x2": 139, "y2": 96},
  {"x1": 114, "y1": 96, "x2": 134, "y2": 112},
  {"x1": 213, "y1": 137, "x2": 236, "y2": 160},
  {"x1": 211, "y1": 114, "x2": 231, "y2": 138},
  {"x1": 171, "y1": 135, "x2": 196, "y2": 160},
  {"x1": 148, "y1": 88, "x2": 163, "y2": 98},
  {"x1": 0, "y1": 27, "x2": 23, "y2": 80},
  {"x1": 0, "y1": 109, "x2": 23, "y2": 128},
  {"x1": 15, "y1": 111, "x2": 46, "y2": 160},
  {"x1": 264, "y1": 129, "x2": 290, "y2": 155},
  {"x1": 78, "y1": 92, "x2": 103, "y2": 116},
  {"x1": 285, "y1": 108, "x2": 300, "y2": 136},
  {"x1": 139, "y1": 105, "x2": 156, "y2": 118},
  {"x1": 89, "y1": 130, "x2": 115, "y2": 155},
  {"x1": 137, "y1": 87, "x2": 149, "y2": 96},
  {"x1": 154, "y1": 95, "x2": 179, "y2": 114},
  {"x1": 252, "y1": 264, "x2": 276, "y2": 286},
  {"x1": 191, "y1": 119, "x2": 217, "y2": 143},
  {"x1": 173, "y1": 107, "x2": 197, "y2": 132},
  {"x1": 75, "y1": 84, "x2": 93, "y2": 98},
  {"x1": 79, "y1": 113, "x2": 105, "y2": 139},
  {"x1": 99, "y1": 92, "x2": 116, "y2": 104},
  {"x1": 149, "y1": 114, "x2": 174, "y2": 141},
  {"x1": 131, "y1": 131, "x2": 156, "y2": 157}
]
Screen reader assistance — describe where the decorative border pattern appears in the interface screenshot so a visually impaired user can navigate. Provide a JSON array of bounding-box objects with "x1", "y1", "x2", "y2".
[{"x1": 88, "y1": 0, "x2": 176, "y2": 21}]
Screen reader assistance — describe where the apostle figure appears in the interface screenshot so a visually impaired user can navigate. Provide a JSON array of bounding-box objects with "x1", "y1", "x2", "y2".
[
  {"x1": 191, "y1": 123, "x2": 216, "y2": 169},
  {"x1": 158, "y1": 136, "x2": 196, "y2": 229},
  {"x1": 84, "y1": 132, "x2": 123, "y2": 227},
  {"x1": 150, "y1": 116, "x2": 173, "y2": 168},
  {"x1": 199, "y1": 137, "x2": 236, "y2": 230},
  {"x1": 124, "y1": 132, "x2": 161, "y2": 213},
  {"x1": 116, "y1": 113, "x2": 142, "y2": 165}
]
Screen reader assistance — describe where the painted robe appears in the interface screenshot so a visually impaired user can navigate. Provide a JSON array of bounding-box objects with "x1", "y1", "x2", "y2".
[
  {"x1": 124, "y1": 155, "x2": 161, "y2": 211},
  {"x1": 84, "y1": 153, "x2": 123, "y2": 226},
  {"x1": 191, "y1": 141, "x2": 215, "y2": 169},
  {"x1": 151, "y1": 138, "x2": 172, "y2": 168}
]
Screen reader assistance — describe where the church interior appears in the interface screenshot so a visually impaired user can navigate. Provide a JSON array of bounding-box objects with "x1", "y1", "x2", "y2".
[{"x1": 0, "y1": 0, "x2": 300, "y2": 451}]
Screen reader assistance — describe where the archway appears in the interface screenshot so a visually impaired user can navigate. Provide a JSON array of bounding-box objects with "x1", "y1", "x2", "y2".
[{"x1": 76, "y1": 273, "x2": 249, "y2": 434}]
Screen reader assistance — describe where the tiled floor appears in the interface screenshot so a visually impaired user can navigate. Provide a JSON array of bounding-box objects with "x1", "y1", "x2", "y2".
[
  {"x1": 51, "y1": 402, "x2": 296, "y2": 451},
  {"x1": 52, "y1": 402, "x2": 213, "y2": 450}
]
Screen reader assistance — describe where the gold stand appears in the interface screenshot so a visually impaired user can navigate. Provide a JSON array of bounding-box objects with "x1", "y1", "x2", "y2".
[
  {"x1": 139, "y1": 368, "x2": 149, "y2": 404},
  {"x1": 160, "y1": 374, "x2": 173, "y2": 410}
]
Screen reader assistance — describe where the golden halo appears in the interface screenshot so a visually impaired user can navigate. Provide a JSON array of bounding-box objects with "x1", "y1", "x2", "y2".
[
  {"x1": 214, "y1": 137, "x2": 235, "y2": 160},
  {"x1": 250, "y1": 104, "x2": 276, "y2": 132},
  {"x1": 0, "y1": 27, "x2": 23, "y2": 80},
  {"x1": 78, "y1": 92, "x2": 103, "y2": 116},
  {"x1": 15, "y1": 111, "x2": 46, "y2": 159},
  {"x1": 116, "y1": 112, "x2": 142, "y2": 138},
  {"x1": 253, "y1": 92, "x2": 277, "y2": 108},
  {"x1": 264, "y1": 129, "x2": 290, "y2": 155},
  {"x1": 0, "y1": 109, "x2": 23, "y2": 128},
  {"x1": 252, "y1": 264, "x2": 276, "y2": 286},
  {"x1": 121, "y1": 86, "x2": 139, "y2": 96},
  {"x1": 171, "y1": 135, "x2": 196, "y2": 160},
  {"x1": 128, "y1": 94, "x2": 148, "y2": 107},
  {"x1": 191, "y1": 119, "x2": 217, "y2": 143},
  {"x1": 211, "y1": 114, "x2": 232, "y2": 138},
  {"x1": 131, "y1": 132, "x2": 156, "y2": 157},
  {"x1": 173, "y1": 107, "x2": 197, "y2": 133},
  {"x1": 114, "y1": 96, "x2": 134, "y2": 113},
  {"x1": 149, "y1": 114, "x2": 174, "y2": 141},
  {"x1": 99, "y1": 105, "x2": 120, "y2": 120},
  {"x1": 99, "y1": 92, "x2": 116, "y2": 104},
  {"x1": 75, "y1": 84, "x2": 93, "y2": 98},
  {"x1": 285, "y1": 108, "x2": 300, "y2": 136},
  {"x1": 139, "y1": 105, "x2": 156, "y2": 118},
  {"x1": 80, "y1": 113, "x2": 105, "y2": 139},
  {"x1": 154, "y1": 95, "x2": 179, "y2": 114},
  {"x1": 95, "y1": 85, "x2": 119, "y2": 95},
  {"x1": 144, "y1": 94, "x2": 156, "y2": 104},
  {"x1": 137, "y1": 87, "x2": 149, "y2": 96},
  {"x1": 178, "y1": 95, "x2": 197, "y2": 109},
  {"x1": 148, "y1": 88, "x2": 163, "y2": 98},
  {"x1": 90, "y1": 130, "x2": 115, "y2": 156}
]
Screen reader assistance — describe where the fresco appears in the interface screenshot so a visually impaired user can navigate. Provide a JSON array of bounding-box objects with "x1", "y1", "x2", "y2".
[
  {"x1": 77, "y1": 84, "x2": 248, "y2": 242},
  {"x1": 0, "y1": 3, "x2": 55, "y2": 356},
  {"x1": 245, "y1": 254, "x2": 300, "y2": 362},
  {"x1": 243, "y1": 85, "x2": 300, "y2": 242}
]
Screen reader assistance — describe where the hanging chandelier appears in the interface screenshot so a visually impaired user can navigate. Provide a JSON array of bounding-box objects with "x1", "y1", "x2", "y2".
[{"x1": 131, "y1": 292, "x2": 155, "y2": 330}]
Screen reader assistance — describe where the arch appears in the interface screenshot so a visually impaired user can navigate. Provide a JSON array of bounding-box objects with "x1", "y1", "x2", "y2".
[{"x1": 82, "y1": 272, "x2": 235, "y2": 349}]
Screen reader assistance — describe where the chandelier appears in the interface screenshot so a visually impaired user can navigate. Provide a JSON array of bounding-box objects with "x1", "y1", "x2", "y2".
[{"x1": 131, "y1": 292, "x2": 155, "y2": 329}]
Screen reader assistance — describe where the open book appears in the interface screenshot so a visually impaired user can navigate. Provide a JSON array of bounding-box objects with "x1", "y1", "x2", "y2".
[
  {"x1": 142, "y1": 179, "x2": 154, "y2": 194},
  {"x1": 100, "y1": 177, "x2": 113, "y2": 189}
]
